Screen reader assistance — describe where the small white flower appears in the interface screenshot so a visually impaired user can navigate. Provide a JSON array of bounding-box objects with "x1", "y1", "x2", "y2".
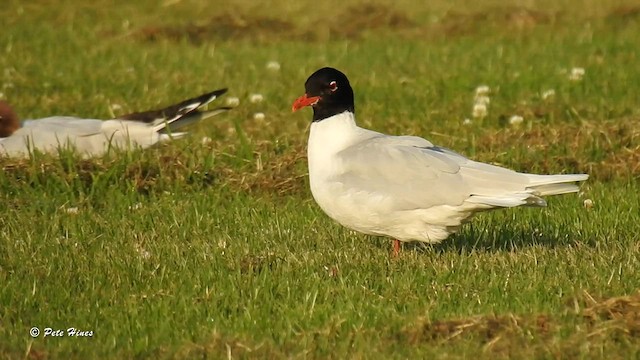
[
  {"x1": 135, "y1": 246, "x2": 151, "y2": 260},
  {"x1": 463, "y1": 118, "x2": 472, "y2": 125},
  {"x1": 583, "y1": 199, "x2": 594, "y2": 209},
  {"x1": 249, "y1": 93, "x2": 264, "y2": 104},
  {"x1": 201, "y1": 136, "x2": 212, "y2": 145},
  {"x1": 128, "y1": 203, "x2": 143, "y2": 211},
  {"x1": 253, "y1": 112, "x2": 265, "y2": 121},
  {"x1": 475, "y1": 85, "x2": 491, "y2": 96},
  {"x1": 474, "y1": 95, "x2": 491, "y2": 106},
  {"x1": 266, "y1": 61, "x2": 281, "y2": 72},
  {"x1": 64, "y1": 207, "x2": 79, "y2": 215},
  {"x1": 509, "y1": 115, "x2": 524, "y2": 125},
  {"x1": 225, "y1": 97, "x2": 240, "y2": 107},
  {"x1": 541, "y1": 89, "x2": 555, "y2": 100},
  {"x1": 110, "y1": 103, "x2": 123, "y2": 112},
  {"x1": 472, "y1": 103, "x2": 488, "y2": 119},
  {"x1": 568, "y1": 67, "x2": 585, "y2": 81}
]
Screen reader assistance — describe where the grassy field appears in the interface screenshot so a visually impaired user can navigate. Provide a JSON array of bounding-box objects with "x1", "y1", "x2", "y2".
[{"x1": 1, "y1": 0, "x2": 640, "y2": 358}]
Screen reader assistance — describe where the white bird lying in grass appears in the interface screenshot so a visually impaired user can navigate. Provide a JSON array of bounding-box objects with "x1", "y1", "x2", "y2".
[
  {"x1": 292, "y1": 67, "x2": 589, "y2": 255},
  {"x1": 0, "y1": 88, "x2": 230, "y2": 157}
]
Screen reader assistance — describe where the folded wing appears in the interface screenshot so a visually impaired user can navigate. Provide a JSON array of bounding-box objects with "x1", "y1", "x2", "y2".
[{"x1": 336, "y1": 133, "x2": 587, "y2": 212}]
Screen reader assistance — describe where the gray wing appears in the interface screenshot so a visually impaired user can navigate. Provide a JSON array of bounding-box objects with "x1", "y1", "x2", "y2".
[
  {"x1": 1, "y1": 117, "x2": 105, "y2": 155},
  {"x1": 335, "y1": 135, "x2": 468, "y2": 210},
  {"x1": 335, "y1": 134, "x2": 532, "y2": 211},
  {"x1": 21, "y1": 117, "x2": 104, "y2": 136}
]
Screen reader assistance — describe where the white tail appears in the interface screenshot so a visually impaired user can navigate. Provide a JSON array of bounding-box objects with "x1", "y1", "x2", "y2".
[
  {"x1": 526, "y1": 174, "x2": 589, "y2": 196},
  {"x1": 466, "y1": 173, "x2": 588, "y2": 208}
]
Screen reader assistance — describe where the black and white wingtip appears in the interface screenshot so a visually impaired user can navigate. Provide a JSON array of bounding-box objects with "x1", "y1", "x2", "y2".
[
  {"x1": 118, "y1": 88, "x2": 230, "y2": 133},
  {"x1": 174, "y1": 88, "x2": 229, "y2": 117}
]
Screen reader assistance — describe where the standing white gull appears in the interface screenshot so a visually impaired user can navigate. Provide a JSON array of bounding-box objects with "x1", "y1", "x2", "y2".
[
  {"x1": 292, "y1": 67, "x2": 588, "y2": 255},
  {"x1": 0, "y1": 88, "x2": 230, "y2": 158}
]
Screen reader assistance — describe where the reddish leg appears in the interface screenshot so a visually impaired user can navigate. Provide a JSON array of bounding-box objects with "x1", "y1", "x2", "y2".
[{"x1": 393, "y1": 239, "x2": 401, "y2": 257}]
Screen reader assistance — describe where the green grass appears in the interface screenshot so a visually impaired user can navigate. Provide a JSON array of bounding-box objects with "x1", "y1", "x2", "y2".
[{"x1": 1, "y1": 0, "x2": 640, "y2": 358}]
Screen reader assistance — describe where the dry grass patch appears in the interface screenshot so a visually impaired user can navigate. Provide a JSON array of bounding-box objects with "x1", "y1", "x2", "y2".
[
  {"x1": 219, "y1": 144, "x2": 307, "y2": 196},
  {"x1": 130, "y1": 4, "x2": 570, "y2": 44},
  {"x1": 607, "y1": 5, "x2": 640, "y2": 23},
  {"x1": 0, "y1": 142, "x2": 308, "y2": 197},
  {"x1": 403, "y1": 313, "x2": 552, "y2": 352},
  {"x1": 434, "y1": 6, "x2": 555, "y2": 37},
  {"x1": 136, "y1": 14, "x2": 296, "y2": 44},
  {"x1": 471, "y1": 118, "x2": 640, "y2": 180},
  {"x1": 134, "y1": 4, "x2": 414, "y2": 43},
  {"x1": 581, "y1": 291, "x2": 640, "y2": 338},
  {"x1": 402, "y1": 291, "x2": 640, "y2": 356}
]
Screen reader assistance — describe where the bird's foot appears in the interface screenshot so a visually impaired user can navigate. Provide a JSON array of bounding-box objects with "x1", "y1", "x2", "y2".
[{"x1": 392, "y1": 239, "x2": 401, "y2": 257}]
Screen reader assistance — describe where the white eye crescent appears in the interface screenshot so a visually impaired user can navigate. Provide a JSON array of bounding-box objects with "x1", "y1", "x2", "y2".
[{"x1": 329, "y1": 81, "x2": 338, "y2": 92}]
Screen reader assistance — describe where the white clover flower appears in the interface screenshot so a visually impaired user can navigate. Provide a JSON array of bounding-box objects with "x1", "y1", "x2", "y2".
[
  {"x1": 475, "y1": 85, "x2": 491, "y2": 96},
  {"x1": 541, "y1": 89, "x2": 556, "y2": 100},
  {"x1": 64, "y1": 207, "x2": 79, "y2": 215},
  {"x1": 463, "y1": 118, "x2": 472, "y2": 125},
  {"x1": 509, "y1": 115, "x2": 524, "y2": 125},
  {"x1": 266, "y1": 61, "x2": 281, "y2": 72},
  {"x1": 201, "y1": 136, "x2": 212, "y2": 145},
  {"x1": 472, "y1": 103, "x2": 488, "y2": 118},
  {"x1": 474, "y1": 95, "x2": 491, "y2": 106},
  {"x1": 135, "y1": 245, "x2": 151, "y2": 260},
  {"x1": 249, "y1": 94, "x2": 264, "y2": 104},
  {"x1": 583, "y1": 199, "x2": 594, "y2": 209},
  {"x1": 225, "y1": 96, "x2": 240, "y2": 107},
  {"x1": 253, "y1": 112, "x2": 265, "y2": 121},
  {"x1": 128, "y1": 203, "x2": 143, "y2": 211},
  {"x1": 568, "y1": 67, "x2": 585, "y2": 81}
]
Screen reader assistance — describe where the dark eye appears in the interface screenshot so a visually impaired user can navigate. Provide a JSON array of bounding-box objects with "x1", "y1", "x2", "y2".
[{"x1": 328, "y1": 81, "x2": 338, "y2": 92}]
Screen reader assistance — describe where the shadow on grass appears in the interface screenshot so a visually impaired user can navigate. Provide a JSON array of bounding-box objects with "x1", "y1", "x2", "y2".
[
  {"x1": 374, "y1": 221, "x2": 587, "y2": 255},
  {"x1": 439, "y1": 224, "x2": 580, "y2": 253}
]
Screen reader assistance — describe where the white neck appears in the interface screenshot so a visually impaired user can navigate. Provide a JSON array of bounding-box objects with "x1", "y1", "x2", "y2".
[
  {"x1": 307, "y1": 111, "x2": 374, "y2": 186},
  {"x1": 308, "y1": 111, "x2": 359, "y2": 155}
]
